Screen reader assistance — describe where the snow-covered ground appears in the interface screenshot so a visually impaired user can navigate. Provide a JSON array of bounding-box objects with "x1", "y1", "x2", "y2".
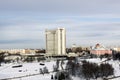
[
  {"x1": 0, "y1": 61, "x2": 56, "y2": 80},
  {"x1": 0, "y1": 58, "x2": 120, "y2": 80}
]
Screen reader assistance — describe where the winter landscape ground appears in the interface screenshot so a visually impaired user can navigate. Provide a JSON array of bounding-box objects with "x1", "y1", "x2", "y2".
[{"x1": 0, "y1": 58, "x2": 120, "y2": 80}]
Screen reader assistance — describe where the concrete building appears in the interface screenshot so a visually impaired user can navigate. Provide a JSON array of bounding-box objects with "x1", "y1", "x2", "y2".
[{"x1": 45, "y1": 28, "x2": 66, "y2": 56}]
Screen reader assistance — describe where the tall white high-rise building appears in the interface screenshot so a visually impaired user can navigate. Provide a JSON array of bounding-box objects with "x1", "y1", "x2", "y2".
[{"x1": 45, "y1": 28, "x2": 66, "y2": 55}]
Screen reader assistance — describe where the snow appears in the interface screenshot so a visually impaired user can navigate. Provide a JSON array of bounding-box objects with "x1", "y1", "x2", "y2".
[
  {"x1": 0, "y1": 58, "x2": 120, "y2": 80},
  {"x1": 0, "y1": 61, "x2": 56, "y2": 80}
]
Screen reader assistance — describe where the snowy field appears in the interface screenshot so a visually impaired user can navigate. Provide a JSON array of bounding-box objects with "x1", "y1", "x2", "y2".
[
  {"x1": 0, "y1": 58, "x2": 120, "y2": 80},
  {"x1": 0, "y1": 61, "x2": 57, "y2": 80}
]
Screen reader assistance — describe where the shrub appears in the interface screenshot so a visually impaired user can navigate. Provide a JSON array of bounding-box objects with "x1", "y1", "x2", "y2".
[
  {"x1": 99, "y1": 63, "x2": 114, "y2": 77},
  {"x1": 81, "y1": 61, "x2": 114, "y2": 79}
]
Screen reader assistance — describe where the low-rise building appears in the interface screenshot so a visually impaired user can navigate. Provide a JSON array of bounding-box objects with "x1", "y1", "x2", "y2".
[
  {"x1": 90, "y1": 44, "x2": 112, "y2": 56},
  {"x1": 113, "y1": 48, "x2": 120, "y2": 52},
  {"x1": 0, "y1": 49, "x2": 36, "y2": 55}
]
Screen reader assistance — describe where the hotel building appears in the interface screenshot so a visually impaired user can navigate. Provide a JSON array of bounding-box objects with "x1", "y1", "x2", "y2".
[{"x1": 45, "y1": 28, "x2": 66, "y2": 56}]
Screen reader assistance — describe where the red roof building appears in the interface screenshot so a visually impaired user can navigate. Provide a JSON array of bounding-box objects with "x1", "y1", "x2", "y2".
[{"x1": 90, "y1": 44, "x2": 112, "y2": 55}]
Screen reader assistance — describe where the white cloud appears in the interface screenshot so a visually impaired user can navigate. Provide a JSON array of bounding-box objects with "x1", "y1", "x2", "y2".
[
  {"x1": 0, "y1": 0, "x2": 120, "y2": 15},
  {"x1": 0, "y1": 0, "x2": 120, "y2": 48}
]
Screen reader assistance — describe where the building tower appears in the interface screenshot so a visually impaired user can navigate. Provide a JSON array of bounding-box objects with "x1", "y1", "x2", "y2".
[{"x1": 45, "y1": 28, "x2": 66, "y2": 56}]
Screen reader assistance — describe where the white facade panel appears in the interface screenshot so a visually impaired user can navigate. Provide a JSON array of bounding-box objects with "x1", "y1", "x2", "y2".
[{"x1": 45, "y1": 28, "x2": 66, "y2": 55}]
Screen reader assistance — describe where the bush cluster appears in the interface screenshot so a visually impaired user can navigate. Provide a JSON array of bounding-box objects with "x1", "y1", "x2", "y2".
[
  {"x1": 66, "y1": 60, "x2": 114, "y2": 80},
  {"x1": 113, "y1": 51, "x2": 120, "y2": 60},
  {"x1": 82, "y1": 61, "x2": 114, "y2": 79}
]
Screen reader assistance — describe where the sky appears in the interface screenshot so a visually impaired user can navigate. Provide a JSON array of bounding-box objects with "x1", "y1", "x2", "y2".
[{"x1": 0, "y1": 0, "x2": 120, "y2": 49}]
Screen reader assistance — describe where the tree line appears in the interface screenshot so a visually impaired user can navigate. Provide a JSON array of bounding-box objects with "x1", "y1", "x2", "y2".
[{"x1": 66, "y1": 59, "x2": 114, "y2": 80}]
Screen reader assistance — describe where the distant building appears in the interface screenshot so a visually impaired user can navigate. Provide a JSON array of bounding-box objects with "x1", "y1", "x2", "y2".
[
  {"x1": 45, "y1": 28, "x2": 66, "y2": 56},
  {"x1": 90, "y1": 43, "x2": 112, "y2": 56},
  {"x1": 24, "y1": 49, "x2": 36, "y2": 54},
  {"x1": 0, "y1": 49, "x2": 36, "y2": 55},
  {"x1": 0, "y1": 49, "x2": 25, "y2": 54},
  {"x1": 113, "y1": 47, "x2": 120, "y2": 52},
  {"x1": 71, "y1": 44, "x2": 77, "y2": 52}
]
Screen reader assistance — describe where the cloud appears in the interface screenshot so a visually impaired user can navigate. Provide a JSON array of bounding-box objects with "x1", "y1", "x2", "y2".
[
  {"x1": 0, "y1": 0, "x2": 120, "y2": 48},
  {"x1": 0, "y1": 0, "x2": 120, "y2": 16},
  {"x1": 0, "y1": 17, "x2": 120, "y2": 48}
]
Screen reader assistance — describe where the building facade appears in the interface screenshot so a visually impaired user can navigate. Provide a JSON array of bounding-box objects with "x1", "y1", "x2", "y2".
[
  {"x1": 90, "y1": 44, "x2": 112, "y2": 56},
  {"x1": 0, "y1": 49, "x2": 25, "y2": 54},
  {"x1": 0, "y1": 49, "x2": 36, "y2": 55},
  {"x1": 45, "y1": 28, "x2": 66, "y2": 55}
]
